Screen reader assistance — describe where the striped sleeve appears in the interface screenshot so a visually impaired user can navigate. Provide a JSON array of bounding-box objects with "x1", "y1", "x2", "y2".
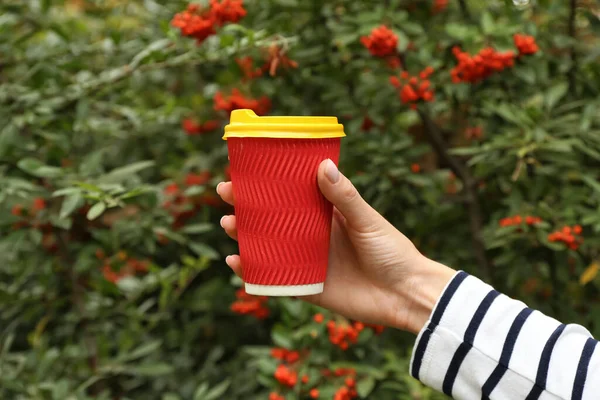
[{"x1": 410, "y1": 271, "x2": 599, "y2": 400}]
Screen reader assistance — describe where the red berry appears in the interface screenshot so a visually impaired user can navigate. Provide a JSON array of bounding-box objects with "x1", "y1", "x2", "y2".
[
  {"x1": 95, "y1": 249, "x2": 106, "y2": 260},
  {"x1": 11, "y1": 204, "x2": 23, "y2": 216},
  {"x1": 32, "y1": 197, "x2": 46, "y2": 211}
]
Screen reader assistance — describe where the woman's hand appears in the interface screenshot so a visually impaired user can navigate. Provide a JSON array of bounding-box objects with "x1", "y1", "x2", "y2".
[{"x1": 217, "y1": 159, "x2": 455, "y2": 334}]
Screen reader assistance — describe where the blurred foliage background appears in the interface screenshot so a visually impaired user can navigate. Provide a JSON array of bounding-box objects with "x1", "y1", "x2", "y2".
[{"x1": 1, "y1": 0, "x2": 599, "y2": 399}]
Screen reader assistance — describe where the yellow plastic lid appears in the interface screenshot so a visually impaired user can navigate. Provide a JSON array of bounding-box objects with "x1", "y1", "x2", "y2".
[{"x1": 223, "y1": 109, "x2": 346, "y2": 140}]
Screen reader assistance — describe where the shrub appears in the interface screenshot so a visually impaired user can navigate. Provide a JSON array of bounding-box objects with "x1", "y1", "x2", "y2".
[{"x1": 0, "y1": 0, "x2": 599, "y2": 399}]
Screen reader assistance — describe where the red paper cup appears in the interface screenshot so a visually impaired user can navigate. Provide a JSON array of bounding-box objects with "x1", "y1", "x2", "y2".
[{"x1": 223, "y1": 110, "x2": 345, "y2": 296}]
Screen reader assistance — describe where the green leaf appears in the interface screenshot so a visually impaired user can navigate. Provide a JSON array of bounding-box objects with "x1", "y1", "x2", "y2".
[
  {"x1": 450, "y1": 147, "x2": 484, "y2": 156},
  {"x1": 117, "y1": 277, "x2": 143, "y2": 294},
  {"x1": 271, "y1": 326, "x2": 293, "y2": 349},
  {"x1": 494, "y1": 104, "x2": 528, "y2": 127},
  {"x1": 356, "y1": 377, "x2": 376, "y2": 397},
  {"x1": 582, "y1": 176, "x2": 600, "y2": 194},
  {"x1": 86, "y1": 202, "x2": 106, "y2": 220},
  {"x1": 182, "y1": 223, "x2": 214, "y2": 234},
  {"x1": 204, "y1": 380, "x2": 231, "y2": 400},
  {"x1": 53, "y1": 187, "x2": 82, "y2": 197},
  {"x1": 59, "y1": 193, "x2": 82, "y2": 219},
  {"x1": 130, "y1": 39, "x2": 171, "y2": 68},
  {"x1": 193, "y1": 383, "x2": 209, "y2": 400},
  {"x1": 130, "y1": 363, "x2": 174, "y2": 377},
  {"x1": 480, "y1": 12, "x2": 494, "y2": 35},
  {"x1": 41, "y1": 0, "x2": 51, "y2": 12},
  {"x1": 120, "y1": 340, "x2": 163, "y2": 362},
  {"x1": 280, "y1": 298, "x2": 303, "y2": 318},
  {"x1": 97, "y1": 161, "x2": 155, "y2": 184},
  {"x1": 17, "y1": 158, "x2": 63, "y2": 178},
  {"x1": 445, "y1": 23, "x2": 471, "y2": 41},
  {"x1": 189, "y1": 242, "x2": 219, "y2": 260},
  {"x1": 75, "y1": 182, "x2": 104, "y2": 193},
  {"x1": 545, "y1": 82, "x2": 569, "y2": 110}
]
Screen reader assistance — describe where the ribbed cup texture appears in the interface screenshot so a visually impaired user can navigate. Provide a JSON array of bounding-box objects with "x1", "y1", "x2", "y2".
[{"x1": 228, "y1": 137, "x2": 341, "y2": 286}]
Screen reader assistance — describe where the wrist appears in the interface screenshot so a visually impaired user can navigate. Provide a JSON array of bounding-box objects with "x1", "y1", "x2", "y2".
[{"x1": 390, "y1": 256, "x2": 456, "y2": 334}]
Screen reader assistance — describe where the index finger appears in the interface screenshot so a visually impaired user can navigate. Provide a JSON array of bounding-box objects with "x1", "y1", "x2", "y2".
[{"x1": 216, "y1": 181, "x2": 235, "y2": 206}]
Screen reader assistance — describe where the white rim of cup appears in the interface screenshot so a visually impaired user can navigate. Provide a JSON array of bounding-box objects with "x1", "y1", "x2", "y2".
[{"x1": 244, "y1": 282, "x2": 324, "y2": 297}]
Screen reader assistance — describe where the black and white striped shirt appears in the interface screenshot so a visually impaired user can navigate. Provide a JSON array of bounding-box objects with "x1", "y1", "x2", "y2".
[{"x1": 411, "y1": 271, "x2": 599, "y2": 399}]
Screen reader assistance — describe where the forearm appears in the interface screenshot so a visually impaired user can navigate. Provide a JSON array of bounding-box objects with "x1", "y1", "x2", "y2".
[{"x1": 401, "y1": 269, "x2": 600, "y2": 399}]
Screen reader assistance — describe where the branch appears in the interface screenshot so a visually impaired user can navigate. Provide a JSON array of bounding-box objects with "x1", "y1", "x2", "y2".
[
  {"x1": 56, "y1": 232, "x2": 100, "y2": 392},
  {"x1": 457, "y1": 0, "x2": 471, "y2": 19},
  {"x1": 417, "y1": 109, "x2": 492, "y2": 282},
  {"x1": 39, "y1": 35, "x2": 298, "y2": 115},
  {"x1": 568, "y1": 0, "x2": 578, "y2": 92}
]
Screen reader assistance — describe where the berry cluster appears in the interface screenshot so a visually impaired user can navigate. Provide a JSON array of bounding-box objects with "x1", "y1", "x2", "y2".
[
  {"x1": 464, "y1": 126, "x2": 483, "y2": 140},
  {"x1": 361, "y1": 25, "x2": 398, "y2": 58},
  {"x1": 315, "y1": 315, "x2": 384, "y2": 349},
  {"x1": 271, "y1": 348, "x2": 301, "y2": 364},
  {"x1": 446, "y1": 172, "x2": 458, "y2": 195},
  {"x1": 548, "y1": 225, "x2": 583, "y2": 250},
  {"x1": 171, "y1": 1, "x2": 246, "y2": 44},
  {"x1": 326, "y1": 320, "x2": 362, "y2": 350},
  {"x1": 514, "y1": 34, "x2": 539, "y2": 56},
  {"x1": 386, "y1": 55, "x2": 402, "y2": 69},
  {"x1": 274, "y1": 364, "x2": 298, "y2": 387},
  {"x1": 432, "y1": 0, "x2": 449, "y2": 14},
  {"x1": 270, "y1": 348, "x2": 316, "y2": 396},
  {"x1": 360, "y1": 116, "x2": 376, "y2": 132},
  {"x1": 364, "y1": 323, "x2": 385, "y2": 334},
  {"x1": 12, "y1": 197, "x2": 47, "y2": 220},
  {"x1": 450, "y1": 46, "x2": 515, "y2": 83},
  {"x1": 235, "y1": 56, "x2": 264, "y2": 80},
  {"x1": 162, "y1": 172, "x2": 220, "y2": 230},
  {"x1": 499, "y1": 215, "x2": 542, "y2": 227},
  {"x1": 334, "y1": 377, "x2": 357, "y2": 400},
  {"x1": 389, "y1": 67, "x2": 435, "y2": 109},
  {"x1": 11, "y1": 197, "x2": 63, "y2": 252},
  {"x1": 98, "y1": 251, "x2": 150, "y2": 284},
  {"x1": 333, "y1": 368, "x2": 356, "y2": 377},
  {"x1": 230, "y1": 288, "x2": 269, "y2": 319},
  {"x1": 213, "y1": 89, "x2": 271, "y2": 115},
  {"x1": 312, "y1": 369, "x2": 357, "y2": 400},
  {"x1": 185, "y1": 172, "x2": 211, "y2": 186},
  {"x1": 182, "y1": 119, "x2": 219, "y2": 136}
]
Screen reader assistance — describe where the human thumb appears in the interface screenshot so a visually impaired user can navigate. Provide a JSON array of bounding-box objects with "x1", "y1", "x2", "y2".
[{"x1": 317, "y1": 159, "x2": 379, "y2": 231}]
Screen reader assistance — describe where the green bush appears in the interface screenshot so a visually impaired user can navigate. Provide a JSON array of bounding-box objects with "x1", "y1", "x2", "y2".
[{"x1": 1, "y1": 0, "x2": 599, "y2": 399}]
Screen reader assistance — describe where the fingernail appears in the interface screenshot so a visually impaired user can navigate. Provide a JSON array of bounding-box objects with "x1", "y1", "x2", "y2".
[
  {"x1": 216, "y1": 182, "x2": 223, "y2": 194},
  {"x1": 325, "y1": 159, "x2": 339, "y2": 183},
  {"x1": 220, "y1": 216, "x2": 226, "y2": 227},
  {"x1": 225, "y1": 255, "x2": 231, "y2": 264}
]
